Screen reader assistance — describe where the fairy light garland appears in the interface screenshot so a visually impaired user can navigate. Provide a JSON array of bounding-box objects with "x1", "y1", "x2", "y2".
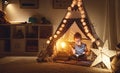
[{"x1": 46, "y1": 0, "x2": 99, "y2": 45}]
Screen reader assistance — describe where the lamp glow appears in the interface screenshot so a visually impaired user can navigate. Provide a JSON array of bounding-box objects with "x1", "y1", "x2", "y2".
[{"x1": 61, "y1": 42, "x2": 66, "y2": 48}]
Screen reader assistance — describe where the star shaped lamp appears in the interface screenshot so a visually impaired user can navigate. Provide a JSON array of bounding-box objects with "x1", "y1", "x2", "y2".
[{"x1": 91, "y1": 40, "x2": 117, "y2": 69}]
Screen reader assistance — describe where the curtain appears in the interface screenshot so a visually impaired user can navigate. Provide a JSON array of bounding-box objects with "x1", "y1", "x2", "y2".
[
  {"x1": 115, "y1": 0, "x2": 120, "y2": 44},
  {"x1": 103, "y1": 0, "x2": 120, "y2": 50}
]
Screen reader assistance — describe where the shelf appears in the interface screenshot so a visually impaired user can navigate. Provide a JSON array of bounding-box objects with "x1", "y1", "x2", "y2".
[
  {"x1": 0, "y1": 25, "x2": 10, "y2": 38},
  {"x1": 39, "y1": 25, "x2": 53, "y2": 39},
  {"x1": 26, "y1": 26, "x2": 38, "y2": 38},
  {"x1": 26, "y1": 40, "x2": 38, "y2": 52},
  {"x1": 0, "y1": 23, "x2": 53, "y2": 55},
  {"x1": 12, "y1": 25, "x2": 25, "y2": 39}
]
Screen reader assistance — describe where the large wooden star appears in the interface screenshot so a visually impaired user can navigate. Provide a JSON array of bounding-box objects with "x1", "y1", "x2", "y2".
[{"x1": 91, "y1": 40, "x2": 117, "y2": 69}]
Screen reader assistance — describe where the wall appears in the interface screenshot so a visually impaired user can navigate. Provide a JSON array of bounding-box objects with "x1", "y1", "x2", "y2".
[
  {"x1": 3, "y1": 0, "x2": 106, "y2": 40},
  {"x1": 2, "y1": 0, "x2": 120, "y2": 45},
  {"x1": 0, "y1": 0, "x2": 2, "y2": 10},
  {"x1": 4, "y1": 0, "x2": 66, "y2": 33}
]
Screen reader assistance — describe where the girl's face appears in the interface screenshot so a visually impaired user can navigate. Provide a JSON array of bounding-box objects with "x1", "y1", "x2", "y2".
[{"x1": 74, "y1": 38, "x2": 81, "y2": 46}]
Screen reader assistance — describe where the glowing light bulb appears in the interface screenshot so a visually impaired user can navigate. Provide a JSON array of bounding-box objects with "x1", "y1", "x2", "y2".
[
  {"x1": 56, "y1": 31, "x2": 60, "y2": 34},
  {"x1": 65, "y1": 12, "x2": 71, "y2": 19},
  {"x1": 80, "y1": 10, "x2": 85, "y2": 14},
  {"x1": 46, "y1": 40, "x2": 50, "y2": 44},
  {"x1": 77, "y1": 2, "x2": 82, "y2": 7},
  {"x1": 79, "y1": 7, "x2": 83, "y2": 11},
  {"x1": 82, "y1": 22, "x2": 86, "y2": 26},
  {"x1": 96, "y1": 41, "x2": 100, "y2": 46},
  {"x1": 61, "y1": 24, "x2": 65, "y2": 27},
  {"x1": 91, "y1": 38, "x2": 96, "y2": 42},
  {"x1": 81, "y1": 18, "x2": 84, "y2": 22},
  {"x1": 59, "y1": 27, "x2": 63, "y2": 31},
  {"x1": 85, "y1": 29, "x2": 89, "y2": 33},
  {"x1": 54, "y1": 35, "x2": 57, "y2": 38},
  {"x1": 81, "y1": 14, "x2": 86, "y2": 18},
  {"x1": 63, "y1": 19, "x2": 67, "y2": 23},
  {"x1": 67, "y1": 7, "x2": 72, "y2": 11},
  {"x1": 49, "y1": 36, "x2": 52, "y2": 40}
]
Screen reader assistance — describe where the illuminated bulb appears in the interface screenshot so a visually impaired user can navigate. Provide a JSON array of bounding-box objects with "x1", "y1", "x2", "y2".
[
  {"x1": 54, "y1": 35, "x2": 57, "y2": 38},
  {"x1": 87, "y1": 33, "x2": 91, "y2": 37},
  {"x1": 46, "y1": 40, "x2": 50, "y2": 44},
  {"x1": 72, "y1": 0, "x2": 77, "y2": 5},
  {"x1": 65, "y1": 12, "x2": 71, "y2": 19},
  {"x1": 84, "y1": 25, "x2": 87, "y2": 28},
  {"x1": 61, "y1": 42, "x2": 66, "y2": 48},
  {"x1": 80, "y1": 10, "x2": 85, "y2": 14},
  {"x1": 56, "y1": 31, "x2": 60, "y2": 34},
  {"x1": 49, "y1": 36, "x2": 52, "y2": 40},
  {"x1": 78, "y1": 0, "x2": 82, "y2": 1},
  {"x1": 82, "y1": 22, "x2": 86, "y2": 26},
  {"x1": 77, "y1": 2, "x2": 82, "y2": 7},
  {"x1": 89, "y1": 35, "x2": 93, "y2": 39},
  {"x1": 61, "y1": 24, "x2": 65, "y2": 27},
  {"x1": 4, "y1": 0, "x2": 9, "y2": 5},
  {"x1": 81, "y1": 18, "x2": 84, "y2": 22},
  {"x1": 96, "y1": 41, "x2": 100, "y2": 46},
  {"x1": 79, "y1": 7, "x2": 83, "y2": 11},
  {"x1": 71, "y1": 4, "x2": 75, "y2": 7},
  {"x1": 81, "y1": 14, "x2": 86, "y2": 18},
  {"x1": 63, "y1": 19, "x2": 67, "y2": 23},
  {"x1": 67, "y1": 7, "x2": 72, "y2": 11},
  {"x1": 85, "y1": 29, "x2": 89, "y2": 33},
  {"x1": 59, "y1": 27, "x2": 63, "y2": 31},
  {"x1": 91, "y1": 38, "x2": 96, "y2": 42}
]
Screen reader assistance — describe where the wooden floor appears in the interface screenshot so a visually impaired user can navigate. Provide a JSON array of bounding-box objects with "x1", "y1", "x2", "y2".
[{"x1": 0, "y1": 56, "x2": 112, "y2": 73}]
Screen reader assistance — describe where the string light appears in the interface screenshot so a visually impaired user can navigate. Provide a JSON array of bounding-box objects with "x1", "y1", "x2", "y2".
[
  {"x1": 81, "y1": 18, "x2": 84, "y2": 22},
  {"x1": 81, "y1": 14, "x2": 86, "y2": 18},
  {"x1": 65, "y1": 12, "x2": 71, "y2": 19},
  {"x1": 91, "y1": 38, "x2": 96, "y2": 42},
  {"x1": 59, "y1": 27, "x2": 63, "y2": 31},
  {"x1": 61, "y1": 24, "x2": 65, "y2": 27},
  {"x1": 49, "y1": 36, "x2": 52, "y2": 40},
  {"x1": 79, "y1": 7, "x2": 83, "y2": 11},
  {"x1": 80, "y1": 10, "x2": 85, "y2": 14},
  {"x1": 46, "y1": 40, "x2": 50, "y2": 44},
  {"x1": 77, "y1": 2, "x2": 82, "y2": 7},
  {"x1": 56, "y1": 31, "x2": 60, "y2": 34},
  {"x1": 82, "y1": 22, "x2": 87, "y2": 26},
  {"x1": 85, "y1": 28, "x2": 89, "y2": 33},
  {"x1": 67, "y1": 7, "x2": 72, "y2": 11},
  {"x1": 54, "y1": 34, "x2": 57, "y2": 38},
  {"x1": 63, "y1": 19, "x2": 67, "y2": 23},
  {"x1": 96, "y1": 40, "x2": 100, "y2": 46}
]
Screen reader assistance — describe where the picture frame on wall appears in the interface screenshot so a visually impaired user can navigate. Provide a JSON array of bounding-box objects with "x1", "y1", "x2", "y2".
[
  {"x1": 19, "y1": 0, "x2": 39, "y2": 9},
  {"x1": 53, "y1": 0, "x2": 72, "y2": 9}
]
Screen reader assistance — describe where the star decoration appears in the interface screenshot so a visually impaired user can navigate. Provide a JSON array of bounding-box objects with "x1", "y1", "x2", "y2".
[{"x1": 91, "y1": 40, "x2": 117, "y2": 69}]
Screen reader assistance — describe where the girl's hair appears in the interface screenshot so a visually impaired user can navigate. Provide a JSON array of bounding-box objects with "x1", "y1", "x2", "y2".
[{"x1": 74, "y1": 32, "x2": 82, "y2": 39}]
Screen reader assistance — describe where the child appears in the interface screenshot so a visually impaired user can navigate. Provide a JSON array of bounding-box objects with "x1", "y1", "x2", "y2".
[{"x1": 69, "y1": 32, "x2": 88, "y2": 61}]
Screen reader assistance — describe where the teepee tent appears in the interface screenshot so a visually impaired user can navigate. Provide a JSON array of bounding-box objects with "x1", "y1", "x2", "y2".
[{"x1": 37, "y1": 0, "x2": 103, "y2": 62}]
